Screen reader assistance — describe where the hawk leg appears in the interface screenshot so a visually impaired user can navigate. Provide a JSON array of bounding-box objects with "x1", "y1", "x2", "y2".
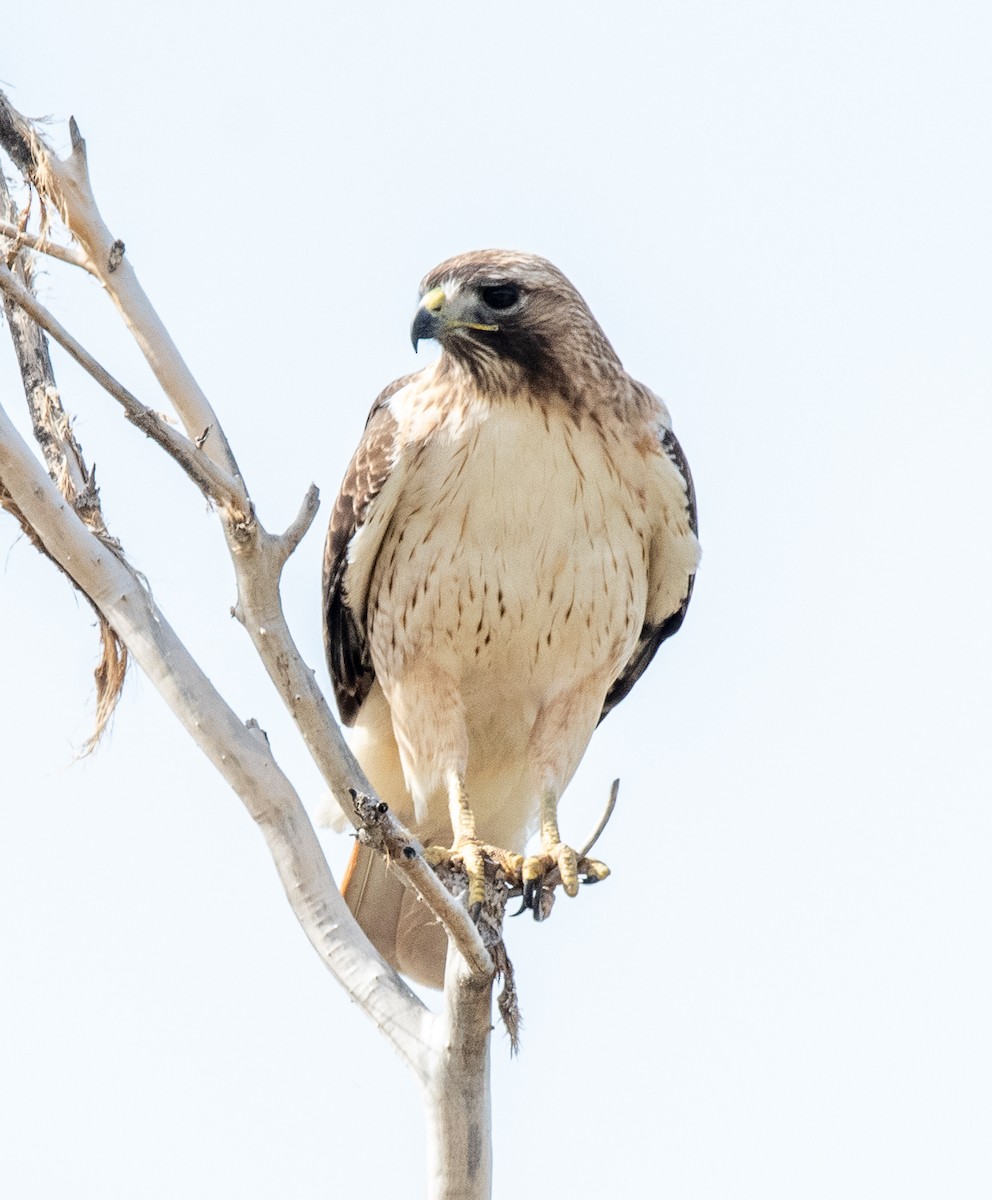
[
  {"x1": 520, "y1": 788, "x2": 610, "y2": 921},
  {"x1": 423, "y1": 771, "x2": 524, "y2": 920}
]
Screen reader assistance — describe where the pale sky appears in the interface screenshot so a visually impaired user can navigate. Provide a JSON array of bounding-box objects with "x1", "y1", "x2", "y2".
[{"x1": 2, "y1": 3, "x2": 990, "y2": 1197}]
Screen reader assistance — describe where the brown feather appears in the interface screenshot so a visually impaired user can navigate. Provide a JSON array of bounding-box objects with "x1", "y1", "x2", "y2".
[
  {"x1": 600, "y1": 424, "x2": 698, "y2": 721},
  {"x1": 322, "y1": 376, "x2": 414, "y2": 725}
]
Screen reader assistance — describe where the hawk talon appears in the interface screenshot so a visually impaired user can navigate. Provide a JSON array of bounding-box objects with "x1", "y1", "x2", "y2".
[
  {"x1": 521, "y1": 876, "x2": 542, "y2": 921},
  {"x1": 513, "y1": 844, "x2": 609, "y2": 917},
  {"x1": 523, "y1": 843, "x2": 581, "y2": 898},
  {"x1": 577, "y1": 856, "x2": 610, "y2": 885},
  {"x1": 517, "y1": 873, "x2": 559, "y2": 921}
]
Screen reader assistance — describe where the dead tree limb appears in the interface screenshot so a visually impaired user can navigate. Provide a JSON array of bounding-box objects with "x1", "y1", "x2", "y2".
[{"x1": 1, "y1": 88, "x2": 499, "y2": 1198}]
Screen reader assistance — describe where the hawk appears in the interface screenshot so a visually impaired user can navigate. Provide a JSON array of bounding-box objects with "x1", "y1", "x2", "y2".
[{"x1": 323, "y1": 251, "x2": 699, "y2": 988}]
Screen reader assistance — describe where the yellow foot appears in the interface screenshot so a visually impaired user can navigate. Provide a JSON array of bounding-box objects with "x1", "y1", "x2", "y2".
[
  {"x1": 423, "y1": 839, "x2": 524, "y2": 920},
  {"x1": 519, "y1": 845, "x2": 610, "y2": 921}
]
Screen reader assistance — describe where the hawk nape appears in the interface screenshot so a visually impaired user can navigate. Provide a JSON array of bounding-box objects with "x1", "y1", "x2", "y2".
[{"x1": 323, "y1": 250, "x2": 699, "y2": 988}]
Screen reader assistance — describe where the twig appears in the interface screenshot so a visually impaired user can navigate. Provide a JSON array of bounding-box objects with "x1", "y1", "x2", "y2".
[
  {"x1": 580, "y1": 777, "x2": 620, "y2": 858},
  {"x1": 0, "y1": 262, "x2": 245, "y2": 512},
  {"x1": 273, "y1": 483, "x2": 321, "y2": 566},
  {"x1": 0, "y1": 91, "x2": 243, "y2": 485},
  {"x1": 0, "y1": 217, "x2": 91, "y2": 271}
]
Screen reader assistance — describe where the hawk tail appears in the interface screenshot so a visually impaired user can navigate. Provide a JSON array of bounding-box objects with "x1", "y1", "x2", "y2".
[{"x1": 341, "y1": 841, "x2": 447, "y2": 990}]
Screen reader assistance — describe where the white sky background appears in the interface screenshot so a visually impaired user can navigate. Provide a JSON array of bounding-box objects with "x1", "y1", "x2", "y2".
[{"x1": 1, "y1": 2, "x2": 990, "y2": 1196}]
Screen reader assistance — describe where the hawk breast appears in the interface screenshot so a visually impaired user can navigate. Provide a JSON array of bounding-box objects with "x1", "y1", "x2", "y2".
[{"x1": 366, "y1": 398, "x2": 652, "y2": 718}]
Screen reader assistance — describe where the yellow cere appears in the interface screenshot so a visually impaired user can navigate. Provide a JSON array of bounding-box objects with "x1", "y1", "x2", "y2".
[{"x1": 421, "y1": 286, "x2": 446, "y2": 313}]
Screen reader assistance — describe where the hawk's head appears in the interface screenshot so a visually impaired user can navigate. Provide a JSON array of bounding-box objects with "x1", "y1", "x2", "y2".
[{"x1": 411, "y1": 250, "x2": 622, "y2": 401}]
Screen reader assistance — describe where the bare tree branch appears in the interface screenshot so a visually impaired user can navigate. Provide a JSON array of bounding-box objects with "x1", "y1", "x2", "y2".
[
  {"x1": 226, "y1": 499, "x2": 496, "y2": 975},
  {"x1": 0, "y1": 216, "x2": 91, "y2": 271},
  {"x1": 0, "y1": 261, "x2": 245, "y2": 509},
  {"x1": 1, "y1": 169, "x2": 128, "y2": 748},
  {"x1": 423, "y1": 946, "x2": 496, "y2": 1196},
  {"x1": 350, "y1": 791, "x2": 494, "y2": 978},
  {"x1": 0, "y1": 398, "x2": 435, "y2": 1074},
  {"x1": 1, "y1": 91, "x2": 506, "y2": 1196},
  {"x1": 0, "y1": 93, "x2": 243, "y2": 485},
  {"x1": 2, "y1": 89, "x2": 499, "y2": 974}
]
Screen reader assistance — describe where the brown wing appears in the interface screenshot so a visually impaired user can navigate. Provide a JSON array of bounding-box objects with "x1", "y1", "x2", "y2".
[
  {"x1": 322, "y1": 375, "x2": 415, "y2": 726},
  {"x1": 600, "y1": 425, "x2": 699, "y2": 722}
]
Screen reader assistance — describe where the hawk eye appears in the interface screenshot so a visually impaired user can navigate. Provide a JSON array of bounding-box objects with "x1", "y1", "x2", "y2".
[{"x1": 480, "y1": 284, "x2": 520, "y2": 311}]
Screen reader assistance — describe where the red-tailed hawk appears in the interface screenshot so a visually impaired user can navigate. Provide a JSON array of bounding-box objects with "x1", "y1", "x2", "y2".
[{"x1": 324, "y1": 251, "x2": 699, "y2": 988}]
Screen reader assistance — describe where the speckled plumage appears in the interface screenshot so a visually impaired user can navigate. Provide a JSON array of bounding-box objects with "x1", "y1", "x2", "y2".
[{"x1": 323, "y1": 250, "x2": 699, "y2": 986}]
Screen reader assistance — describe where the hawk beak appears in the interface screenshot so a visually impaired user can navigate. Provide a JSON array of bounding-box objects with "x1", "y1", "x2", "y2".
[
  {"x1": 411, "y1": 287, "x2": 446, "y2": 351},
  {"x1": 411, "y1": 285, "x2": 500, "y2": 351}
]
